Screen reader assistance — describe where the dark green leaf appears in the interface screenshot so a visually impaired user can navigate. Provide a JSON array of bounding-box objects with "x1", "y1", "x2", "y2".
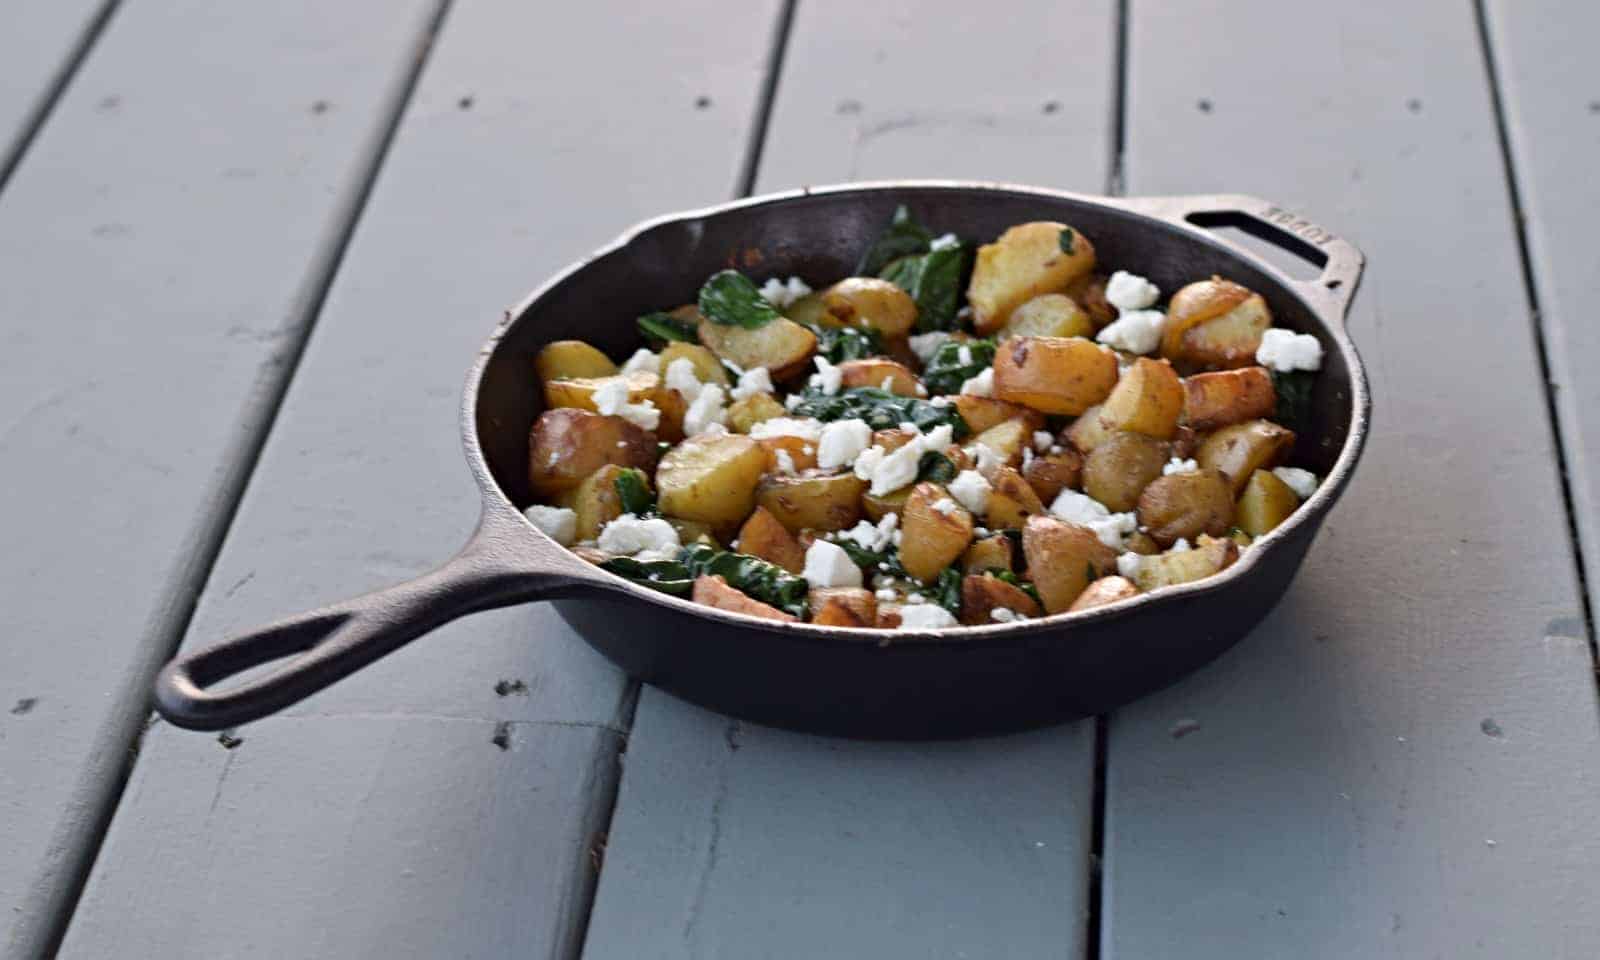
[
  {"x1": 699, "y1": 270, "x2": 782, "y2": 329},
  {"x1": 805, "y1": 322, "x2": 883, "y2": 363},
  {"x1": 921, "y1": 337, "x2": 996, "y2": 396},
  {"x1": 599, "y1": 556, "x2": 695, "y2": 597},
  {"x1": 1059, "y1": 227, "x2": 1076, "y2": 255},
  {"x1": 788, "y1": 386, "x2": 969, "y2": 438},
  {"x1": 882, "y1": 243, "x2": 971, "y2": 332},
  {"x1": 1271, "y1": 369, "x2": 1315, "y2": 434},
  {"x1": 916, "y1": 450, "x2": 957, "y2": 484},
  {"x1": 990, "y1": 569, "x2": 1042, "y2": 606},
  {"x1": 613, "y1": 468, "x2": 654, "y2": 516},
  {"x1": 930, "y1": 566, "x2": 964, "y2": 614},
  {"x1": 678, "y1": 543, "x2": 810, "y2": 617},
  {"x1": 858, "y1": 204, "x2": 935, "y2": 276},
  {"x1": 637, "y1": 311, "x2": 697, "y2": 345}
]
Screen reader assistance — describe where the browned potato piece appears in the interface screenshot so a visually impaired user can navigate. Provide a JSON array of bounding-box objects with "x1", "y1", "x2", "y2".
[
  {"x1": 900, "y1": 482, "x2": 975, "y2": 582},
  {"x1": 666, "y1": 517, "x2": 720, "y2": 549},
  {"x1": 1227, "y1": 528, "x2": 1254, "y2": 549},
  {"x1": 1001, "y1": 293, "x2": 1094, "y2": 340},
  {"x1": 875, "y1": 605, "x2": 904, "y2": 629},
  {"x1": 1196, "y1": 419, "x2": 1296, "y2": 495},
  {"x1": 838, "y1": 357, "x2": 920, "y2": 396},
  {"x1": 1065, "y1": 403, "x2": 1113, "y2": 453},
  {"x1": 968, "y1": 222, "x2": 1097, "y2": 333},
  {"x1": 962, "y1": 535, "x2": 1014, "y2": 574},
  {"x1": 972, "y1": 418, "x2": 1033, "y2": 467},
  {"x1": 1064, "y1": 272, "x2": 1116, "y2": 329},
  {"x1": 862, "y1": 486, "x2": 911, "y2": 522},
  {"x1": 1069, "y1": 575, "x2": 1139, "y2": 612},
  {"x1": 656, "y1": 433, "x2": 768, "y2": 537},
  {"x1": 570, "y1": 464, "x2": 633, "y2": 541},
  {"x1": 697, "y1": 314, "x2": 817, "y2": 380},
  {"x1": 1022, "y1": 516, "x2": 1118, "y2": 613},
  {"x1": 529, "y1": 409, "x2": 657, "y2": 497},
  {"x1": 1183, "y1": 366, "x2": 1276, "y2": 431},
  {"x1": 659, "y1": 341, "x2": 731, "y2": 386},
  {"x1": 1081, "y1": 432, "x2": 1169, "y2": 512},
  {"x1": 756, "y1": 472, "x2": 866, "y2": 533},
  {"x1": 882, "y1": 335, "x2": 920, "y2": 371},
  {"x1": 737, "y1": 506, "x2": 805, "y2": 573},
  {"x1": 819, "y1": 277, "x2": 918, "y2": 338},
  {"x1": 810, "y1": 587, "x2": 877, "y2": 627},
  {"x1": 1124, "y1": 531, "x2": 1161, "y2": 555},
  {"x1": 757, "y1": 435, "x2": 819, "y2": 473},
  {"x1": 543, "y1": 371, "x2": 659, "y2": 413},
  {"x1": 654, "y1": 387, "x2": 688, "y2": 443},
  {"x1": 871, "y1": 427, "x2": 919, "y2": 453},
  {"x1": 993, "y1": 336, "x2": 1119, "y2": 415},
  {"x1": 1101, "y1": 358, "x2": 1184, "y2": 439},
  {"x1": 1162, "y1": 277, "x2": 1271, "y2": 370},
  {"x1": 985, "y1": 466, "x2": 1046, "y2": 530},
  {"x1": 1136, "y1": 469, "x2": 1235, "y2": 546},
  {"x1": 783, "y1": 292, "x2": 828, "y2": 327},
  {"x1": 1171, "y1": 423, "x2": 1198, "y2": 459},
  {"x1": 943, "y1": 444, "x2": 975, "y2": 471},
  {"x1": 1235, "y1": 468, "x2": 1299, "y2": 536},
  {"x1": 692, "y1": 574, "x2": 797, "y2": 622},
  {"x1": 1023, "y1": 449, "x2": 1083, "y2": 504},
  {"x1": 953, "y1": 395, "x2": 1045, "y2": 435},
  {"x1": 727, "y1": 393, "x2": 787, "y2": 433},
  {"x1": 536, "y1": 340, "x2": 617, "y2": 382},
  {"x1": 1127, "y1": 535, "x2": 1238, "y2": 592},
  {"x1": 960, "y1": 574, "x2": 1043, "y2": 625}
]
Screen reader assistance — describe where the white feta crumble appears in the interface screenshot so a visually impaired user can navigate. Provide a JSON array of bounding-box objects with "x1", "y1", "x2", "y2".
[
  {"x1": 1273, "y1": 466, "x2": 1319, "y2": 499},
  {"x1": 1096, "y1": 309, "x2": 1167, "y2": 355},
  {"x1": 947, "y1": 470, "x2": 992, "y2": 515},
  {"x1": 808, "y1": 355, "x2": 843, "y2": 395},
  {"x1": 748, "y1": 416, "x2": 824, "y2": 441},
  {"x1": 773, "y1": 449, "x2": 797, "y2": 475},
  {"x1": 990, "y1": 607, "x2": 1027, "y2": 623},
  {"x1": 855, "y1": 424, "x2": 954, "y2": 496},
  {"x1": 785, "y1": 392, "x2": 804, "y2": 411},
  {"x1": 1033, "y1": 431, "x2": 1055, "y2": 454},
  {"x1": 1116, "y1": 552, "x2": 1144, "y2": 579},
  {"x1": 915, "y1": 383, "x2": 928, "y2": 397},
  {"x1": 931, "y1": 497, "x2": 960, "y2": 516},
  {"x1": 973, "y1": 442, "x2": 1006, "y2": 474},
  {"x1": 1170, "y1": 538, "x2": 1192, "y2": 553},
  {"x1": 929, "y1": 232, "x2": 961, "y2": 251},
  {"x1": 875, "y1": 587, "x2": 898, "y2": 602},
  {"x1": 620, "y1": 348, "x2": 661, "y2": 375},
  {"x1": 730, "y1": 366, "x2": 774, "y2": 401},
  {"x1": 1022, "y1": 447, "x2": 1035, "y2": 469},
  {"x1": 523, "y1": 504, "x2": 577, "y2": 545},
  {"x1": 597, "y1": 514, "x2": 680, "y2": 560},
  {"x1": 960, "y1": 366, "x2": 994, "y2": 397},
  {"x1": 721, "y1": 358, "x2": 744, "y2": 376},
  {"x1": 683, "y1": 383, "x2": 728, "y2": 436},
  {"x1": 1091, "y1": 512, "x2": 1139, "y2": 548},
  {"x1": 664, "y1": 357, "x2": 706, "y2": 401},
  {"x1": 908, "y1": 331, "x2": 952, "y2": 366},
  {"x1": 1256, "y1": 328, "x2": 1324, "y2": 372},
  {"x1": 1163, "y1": 457, "x2": 1199, "y2": 476},
  {"x1": 880, "y1": 375, "x2": 896, "y2": 392},
  {"x1": 592, "y1": 377, "x2": 661, "y2": 430},
  {"x1": 803, "y1": 539, "x2": 862, "y2": 589},
  {"x1": 840, "y1": 513, "x2": 898, "y2": 552},
  {"x1": 906, "y1": 593, "x2": 925, "y2": 604},
  {"x1": 803, "y1": 444, "x2": 815, "y2": 455},
  {"x1": 928, "y1": 395, "x2": 952, "y2": 407},
  {"x1": 1048, "y1": 489, "x2": 1135, "y2": 547},
  {"x1": 758, "y1": 275, "x2": 813, "y2": 309},
  {"x1": 817, "y1": 418, "x2": 873, "y2": 470},
  {"x1": 957, "y1": 344, "x2": 973, "y2": 366},
  {"x1": 896, "y1": 603, "x2": 958, "y2": 630},
  {"x1": 1105, "y1": 270, "x2": 1161, "y2": 311}
]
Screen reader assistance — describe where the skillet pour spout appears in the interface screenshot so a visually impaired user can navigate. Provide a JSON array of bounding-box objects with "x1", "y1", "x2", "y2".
[{"x1": 153, "y1": 182, "x2": 1368, "y2": 739}]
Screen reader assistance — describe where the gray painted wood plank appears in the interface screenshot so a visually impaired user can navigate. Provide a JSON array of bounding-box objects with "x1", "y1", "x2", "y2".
[
  {"x1": 1102, "y1": 2, "x2": 1600, "y2": 957},
  {"x1": 588, "y1": 2, "x2": 1115, "y2": 956},
  {"x1": 0, "y1": 1, "x2": 110, "y2": 185},
  {"x1": 1485, "y1": 0, "x2": 1600, "y2": 632},
  {"x1": 0, "y1": 1, "x2": 444, "y2": 954},
  {"x1": 60, "y1": 0, "x2": 784, "y2": 954}
]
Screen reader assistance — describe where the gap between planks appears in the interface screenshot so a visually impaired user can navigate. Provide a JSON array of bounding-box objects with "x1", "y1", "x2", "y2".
[{"x1": 29, "y1": 3, "x2": 457, "y2": 957}]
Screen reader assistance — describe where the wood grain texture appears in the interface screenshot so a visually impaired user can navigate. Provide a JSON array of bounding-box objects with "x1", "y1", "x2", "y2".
[
  {"x1": 59, "y1": 0, "x2": 783, "y2": 954},
  {"x1": 1102, "y1": 2, "x2": 1600, "y2": 957},
  {"x1": 58, "y1": 717, "x2": 622, "y2": 959},
  {"x1": 0, "y1": 1, "x2": 443, "y2": 953},
  {"x1": 0, "y1": 0, "x2": 110, "y2": 183},
  {"x1": 1484, "y1": 0, "x2": 1600, "y2": 623},
  {"x1": 588, "y1": 2, "x2": 1116, "y2": 956}
]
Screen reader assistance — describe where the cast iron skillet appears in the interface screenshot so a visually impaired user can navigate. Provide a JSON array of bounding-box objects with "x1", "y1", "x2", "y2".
[{"x1": 154, "y1": 182, "x2": 1368, "y2": 739}]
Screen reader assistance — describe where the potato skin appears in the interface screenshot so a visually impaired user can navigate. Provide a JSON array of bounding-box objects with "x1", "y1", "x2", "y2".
[
  {"x1": 972, "y1": 418, "x2": 1033, "y2": 468},
  {"x1": 809, "y1": 587, "x2": 877, "y2": 627},
  {"x1": 656, "y1": 433, "x2": 768, "y2": 537},
  {"x1": 1182, "y1": 366, "x2": 1276, "y2": 432},
  {"x1": 1064, "y1": 272, "x2": 1117, "y2": 329},
  {"x1": 959, "y1": 574, "x2": 1043, "y2": 625},
  {"x1": 1002, "y1": 293, "x2": 1094, "y2": 340},
  {"x1": 737, "y1": 506, "x2": 806, "y2": 573},
  {"x1": 568, "y1": 463, "x2": 635, "y2": 541},
  {"x1": 727, "y1": 393, "x2": 787, "y2": 433},
  {"x1": 1162, "y1": 278, "x2": 1271, "y2": 370},
  {"x1": 1195, "y1": 419, "x2": 1296, "y2": 495},
  {"x1": 1081, "y1": 431, "x2": 1169, "y2": 512},
  {"x1": 536, "y1": 340, "x2": 617, "y2": 382},
  {"x1": 993, "y1": 336, "x2": 1119, "y2": 416},
  {"x1": 819, "y1": 277, "x2": 918, "y2": 338},
  {"x1": 1100, "y1": 358, "x2": 1184, "y2": 439},
  {"x1": 984, "y1": 465, "x2": 1046, "y2": 530},
  {"x1": 1136, "y1": 469, "x2": 1235, "y2": 546},
  {"x1": 756, "y1": 472, "x2": 866, "y2": 533},
  {"x1": 543, "y1": 370, "x2": 659, "y2": 413},
  {"x1": 1068, "y1": 575, "x2": 1139, "y2": 612},
  {"x1": 900, "y1": 482, "x2": 975, "y2": 582},
  {"x1": 1023, "y1": 449, "x2": 1083, "y2": 504},
  {"x1": 659, "y1": 341, "x2": 730, "y2": 386},
  {"x1": 1065, "y1": 403, "x2": 1113, "y2": 453},
  {"x1": 838, "y1": 357, "x2": 920, "y2": 396},
  {"x1": 529, "y1": 408, "x2": 657, "y2": 497},
  {"x1": 861, "y1": 486, "x2": 911, "y2": 522},
  {"x1": 757, "y1": 435, "x2": 819, "y2": 473},
  {"x1": 969, "y1": 221, "x2": 1097, "y2": 333},
  {"x1": 692, "y1": 574, "x2": 797, "y2": 622},
  {"x1": 697, "y1": 314, "x2": 817, "y2": 381},
  {"x1": 1235, "y1": 468, "x2": 1299, "y2": 536},
  {"x1": 953, "y1": 395, "x2": 1045, "y2": 436},
  {"x1": 1161, "y1": 277, "x2": 1252, "y2": 357},
  {"x1": 1022, "y1": 516, "x2": 1119, "y2": 614},
  {"x1": 962, "y1": 535, "x2": 1014, "y2": 574},
  {"x1": 1127, "y1": 535, "x2": 1238, "y2": 592}
]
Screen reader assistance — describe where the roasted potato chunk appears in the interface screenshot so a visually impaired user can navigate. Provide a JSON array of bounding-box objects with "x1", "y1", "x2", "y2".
[
  {"x1": 900, "y1": 482, "x2": 975, "y2": 582},
  {"x1": 756, "y1": 472, "x2": 866, "y2": 533},
  {"x1": 984, "y1": 465, "x2": 1046, "y2": 530},
  {"x1": 972, "y1": 418, "x2": 1033, "y2": 468},
  {"x1": 862, "y1": 486, "x2": 911, "y2": 521},
  {"x1": 1023, "y1": 449, "x2": 1083, "y2": 504},
  {"x1": 529, "y1": 409, "x2": 657, "y2": 497},
  {"x1": 1022, "y1": 516, "x2": 1118, "y2": 614},
  {"x1": 1081, "y1": 432, "x2": 1168, "y2": 512},
  {"x1": 1100, "y1": 358, "x2": 1184, "y2": 439},
  {"x1": 1126, "y1": 535, "x2": 1238, "y2": 592},
  {"x1": 737, "y1": 506, "x2": 805, "y2": 573},
  {"x1": 838, "y1": 357, "x2": 920, "y2": 396},
  {"x1": 962, "y1": 534, "x2": 1014, "y2": 574},
  {"x1": 1195, "y1": 419, "x2": 1296, "y2": 496},
  {"x1": 543, "y1": 370, "x2": 659, "y2": 413},
  {"x1": 727, "y1": 393, "x2": 787, "y2": 433},
  {"x1": 1069, "y1": 575, "x2": 1139, "y2": 612},
  {"x1": 810, "y1": 587, "x2": 877, "y2": 627},
  {"x1": 757, "y1": 435, "x2": 819, "y2": 473},
  {"x1": 656, "y1": 433, "x2": 768, "y2": 537},
  {"x1": 953, "y1": 395, "x2": 1045, "y2": 435},
  {"x1": 536, "y1": 340, "x2": 617, "y2": 382},
  {"x1": 1136, "y1": 469, "x2": 1235, "y2": 546},
  {"x1": 659, "y1": 341, "x2": 731, "y2": 386},
  {"x1": 1065, "y1": 404, "x2": 1113, "y2": 453},
  {"x1": 569, "y1": 463, "x2": 636, "y2": 541},
  {"x1": 1162, "y1": 277, "x2": 1271, "y2": 370},
  {"x1": 1182, "y1": 366, "x2": 1276, "y2": 432},
  {"x1": 1001, "y1": 293, "x2": 1094, "y2": 340},
  {"x1": 1123, "y1": 530, "x2": 1161, "y2": 555},
  {"x1": 819, "y1": 277, "x2": 918, "y2": 338},
  {"x1": 1064, "y1": 272, "x2": 1116, "y2": 329},
  {"x1": 692, "y1": 575, "x2": 797, "y2": 622},
  {"x1": 697, "y1": 314, "x2": 817, "y2": 380},
  {"x1": 993, "y1": 336, "x2": 1119, "y2": 416},
  {"x1": 960, "y1": 574, "x2": 1043, "y2": 625},
  {"x1": 968, "y1": 221, "x2": 1097, "y2": 333},
  {"x1": 665, "y1": 517, "x2": 720, "y2": 549},
  {"x1": 1235, "y1": 468, "x2": 1299, "y2": 536}
]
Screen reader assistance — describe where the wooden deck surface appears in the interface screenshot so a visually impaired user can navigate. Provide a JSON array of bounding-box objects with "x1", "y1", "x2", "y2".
[{"x1": 2, "y1": 1, "x2": 1597, "y2": 957}]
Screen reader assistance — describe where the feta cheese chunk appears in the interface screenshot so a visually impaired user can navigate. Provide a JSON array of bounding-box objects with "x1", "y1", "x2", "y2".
[
  {"x1": 730, "y1": 366, "x2": 775, "y2": 401},
  {"x1": 931, "y1": 497, "x2": 959, "y2": 516},
  {"x1": 1255, "y1": 328, "x2": 1324, "y2": 372},
  {"x1": 990, "y1": 607, "x2": 1027, "y2": 623},
  {"x1": 809, "y1": 355, "x2": 843, "y2": 395},
  {"x1": 1163, "y1": 457, "x2": 1199, "y2": 476},
  {"x1": 854, "y1": 423, "x2": 954, "y2": 496},
  {"x1": 664, "y1": 356, "x2": 706, "y2": 401},
  {"x1": 620, "y1": 348, "x2": 661, "y2": 375},
  {"x1": 1048, "y1": 489, "x2": 1135, "y2": 546},
  {"x1": 748, "y1": 416, "x2": 824, "y2": 441},
  {"x1": 759, "y1": 275, "x2": 813, "y2": 309},
  {"x1": 597, "y1": 514, "x2": 680, "y2": 560},
  {"x1": 683, "y1": 383, "x2": 728, "y2": 436},
  {"x1": 929, "y1": 232, "x2": 961, "y2": 251},
  {"x1": 1170, "y1": 537, "x2": 1192, "y2": 553},
  {"x1": 1116, "y1": 552, "x2": 1144, "y2": 579},
  {"x1": 1105, "y1": 270, "x2": 1161, "y2": 311},
  {"x1": 1272, "y1": 466, "x2": 1318, "y2": 499},
  {"x1": 957, "y1": 344, "x2": 973, "y2": 366},
  {"x1": 973, "y1": 443, "x2": 1005, "y2": 474},
  {"x1": 908, "y1": 331, "x2": 952, "y2": 366},
  {"x1": 948, "y1": 469, "x2": 992, "y2": 515},
  {"x1": 803, "y1": 539, "x2": 863, "y2": 589},
  {"x1": 773, "y1": 449, "x2": 798, "y2": 475},
  {"x1": 523, "y1": 505, "x2": 577, "y2": 546},
  {"x1": 897, "y1": 603, "x2": 958, "y2": 629},
  {"x1": 960, "y1": 366, "x2": 994, "y2": 397},
  {"x1": 1033, "y1": 431, "x2": 1054, "y2": 454},
  {"x1": 1096, "y1": 309, "x2": 1167, "y2": 355},
  {"x1": 817, "y1": 418, "x2": 873, "y2": 470},
  {"x1": 592, "y1": 377, "x2": 661, "y2": 431},
  {"x1": 840, "y1": 512, "x2": 899, "y2": 553}
]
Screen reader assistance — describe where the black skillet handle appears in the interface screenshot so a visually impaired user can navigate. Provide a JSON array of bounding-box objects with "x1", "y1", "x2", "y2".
[{"x1": 153, "y1": 507, "x2": 597, "y2": 731}]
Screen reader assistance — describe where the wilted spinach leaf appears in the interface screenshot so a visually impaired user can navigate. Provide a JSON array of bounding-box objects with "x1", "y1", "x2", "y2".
[
  {"x1": 679, "y1": 543, "x2": 809, "y2": 617},
  {"x1": 637, "y1": 311, "x2": 697, "y2": 345},
  {"x1": 920, "y1": 337, "x2": 996, "y2": 396},
  {"x1": 613, "y1": 468, "x2": 654, "y2": 516},
  {"x1": 990, "y1": 569, "x2": 1042, "y2": 606},
  {"x1": 1059, "y1": 227, "x2": 1076, "y2": 255},
  {"x1": 881, "y1": 242, "x2": 970, "y2": 332},
  {"x1": 789, "y1": 386, "x2": 969, "y2": 438},
  {"x1": 599, "y1": 556, "x2": 695, "y2": 597},
  {"x1": 1271, "y1": 370, "x2": 1315, "y2": 434},
  {"x1": 858, "y1": 204, "x2": 936, "y2": 276},
  {"x1": 804, "y1": 322, "x2": 883, "y2": 363},
  {"x1": 699, "y1": 270, "x2": 782, "y2": 329},
  {"x1": 916, "y1": 450, "x2": 957, "y2": 484},
  {"x1": 930, "y1": 566, "x2": 964, "y2": 614}
]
